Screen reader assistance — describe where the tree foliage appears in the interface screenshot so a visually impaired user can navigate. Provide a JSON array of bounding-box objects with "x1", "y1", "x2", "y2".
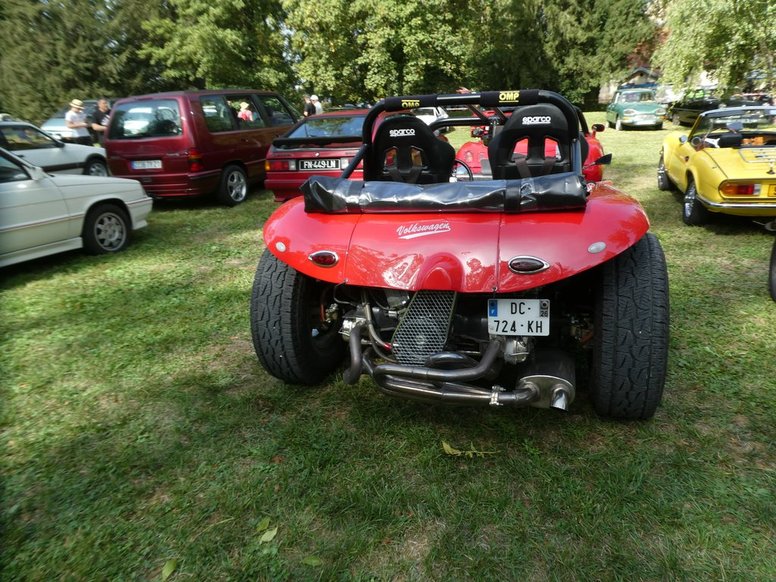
[
  {"x1": 282, "y1": 0, "x2": 478, "y2": 104},
  {"x1": 466, "y1": 0, "x2": 658, "y2": 103},
  {"x1": 0, "y1": 0, "x2": 169, "y2": 123},
  {"x1": 6, "y1": 0, "x2": 768, "y2": 123},
  {"x1": 653, "y1": 0, "x2": 775, "y2": 92},
  {"x1": 140, "y1": 0, "x2": 294, "y2": 91}
]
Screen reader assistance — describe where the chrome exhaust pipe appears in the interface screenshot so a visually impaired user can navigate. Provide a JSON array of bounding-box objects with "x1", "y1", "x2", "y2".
[{"x1": 516, "y1": 349, "x2": 576, "y2": 411}]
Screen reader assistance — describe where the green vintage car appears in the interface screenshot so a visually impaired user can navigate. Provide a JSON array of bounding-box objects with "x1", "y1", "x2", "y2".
[{"x1": 606, "y1": 88, "x2": 665, "y2": 130}]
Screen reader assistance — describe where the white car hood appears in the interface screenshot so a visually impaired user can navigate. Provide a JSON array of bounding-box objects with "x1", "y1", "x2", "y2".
[{"x1": 46, "y1": 172, "x2": 145, "y2": 193}]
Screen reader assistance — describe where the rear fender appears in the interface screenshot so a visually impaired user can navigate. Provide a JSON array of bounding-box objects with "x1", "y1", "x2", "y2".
[{"x1": 263, "y1": 182, "x2": 649, "y2": 293}]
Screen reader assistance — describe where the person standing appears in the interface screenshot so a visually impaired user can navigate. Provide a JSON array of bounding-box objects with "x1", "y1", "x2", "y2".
[
  {"x1": 311, "y1": 94, "x2": 323, "y2": 115},
  {"x1": 303, "y1": 96, "x2": 316, "y2": 117},
  {"x1": 90, "y1": 98, "x2": 111, "y2": 146},
  {"x1": 65, "y1": 99, "x2": 92, "y2": 145}
]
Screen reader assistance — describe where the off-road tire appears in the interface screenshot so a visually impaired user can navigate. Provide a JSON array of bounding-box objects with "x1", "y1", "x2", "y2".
[
  {"x1": 250, "y1": 249, "x2": 346, "y2": 384},
  {"x1": 82, "y1": 203, "x2": 130, "y2": 254},
  {"x1": 769, "y1": 238, "x2": 776, "y2": 302},
  {"x1": 84, "y1": 157, "x2": 108, "y2": 176},
  {"x1": 682, "y1": 179, "x2": 709, "y2": 226},
  {"x1": 217, "y1": 164, "x2": 248, "y2": 206},
  {"x1": 591, "y1": 233, "x2": 669, "y2": 420},
  {"x1": 657, "y1": 153, "x2": 672, "y2": 191}
]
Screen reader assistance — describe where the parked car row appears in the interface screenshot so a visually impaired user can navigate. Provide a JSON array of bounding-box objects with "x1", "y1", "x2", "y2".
[{"x1": 4, "y1": 86, "x2": 774, "y2": 303}]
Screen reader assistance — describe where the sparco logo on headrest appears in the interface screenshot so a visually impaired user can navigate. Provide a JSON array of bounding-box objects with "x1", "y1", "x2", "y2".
[
  {"x1": 389, "y1": 128, "x2": 416, "y2": 137},
  {"x1": 522, "y1": 116, "x2": 552, "y2": 125}
]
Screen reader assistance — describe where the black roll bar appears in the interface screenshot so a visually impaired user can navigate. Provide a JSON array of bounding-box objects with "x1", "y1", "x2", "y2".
[{"x1": 342, "y1": 90, "x2": 584, "y2": 179}]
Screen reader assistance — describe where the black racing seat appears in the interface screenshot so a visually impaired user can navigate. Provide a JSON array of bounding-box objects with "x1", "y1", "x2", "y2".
[
  {"x1": 488, "y1": 103, "x2": 573, "y2": 179},
  {"x1": 717, "y1": 133, "x2": 743, "y2": 148},
  {"x1": 365, "y1": 115, "x2": 456, "y2": 184}
]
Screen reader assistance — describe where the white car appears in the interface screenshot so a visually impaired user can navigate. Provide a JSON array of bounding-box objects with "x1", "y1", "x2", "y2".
[
  {"x1": 412, "y1": 106, "x2": 450, "y2": 127},
  {"x1": 0, "y1": 148, "x2": 152, "y2": 267},
  {"x1": 0, "y1": 121, "x2": 108, "y2": 175}
]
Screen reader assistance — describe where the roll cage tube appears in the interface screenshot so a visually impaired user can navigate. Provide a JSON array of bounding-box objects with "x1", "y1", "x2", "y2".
[{"x1": 341, "y1": 90, "x2": 583, "y2": 179}]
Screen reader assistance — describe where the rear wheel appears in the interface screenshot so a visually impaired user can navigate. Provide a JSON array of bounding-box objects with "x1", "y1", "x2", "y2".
[
  {"x1": 657, "y1": 153, "x2": 672, "y2": 191},
  {"x1": 682, "y1": 179, "x2": 709, "y2": 226},
  {"x1": 84, "y1": 157, "x2": 108, "y2": 176},
  {"x1": 591, "y1": 233, "x2": 669, "y2": 420},
  {"x1": 769, "y1": 239, "x2": 776, "y2": 302},
  {"x1": 217, "y1": 164, "x2": 248, "y2": 206},
  {"x1": 250, "y1": 249, "x2": 346, "y2": 384},
  {"x1": 82, "y1": 203, "x2": 130, "y2": 254}
]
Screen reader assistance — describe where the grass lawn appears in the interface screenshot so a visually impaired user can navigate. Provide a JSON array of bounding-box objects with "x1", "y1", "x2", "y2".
[{"x1": 2, "y1": 114, "x2": 775, "y2": 580}]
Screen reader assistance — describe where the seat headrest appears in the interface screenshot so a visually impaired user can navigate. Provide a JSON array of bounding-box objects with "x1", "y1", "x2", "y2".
[
  {"x1": 717, "y1": 133, "x2": 743, "y2": 148},
  {"x1": 501, "y1": 103, "x2": 569, "y2": 135},
  {"x1": 488, "y1": 103, "x2": 574, "y2": 179},
  {"x1": 366, "y1": 115, "x2": 456, "y2": 183}
]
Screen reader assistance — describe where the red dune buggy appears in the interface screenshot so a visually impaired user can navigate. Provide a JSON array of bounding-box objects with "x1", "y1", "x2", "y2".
[{"x1": 250, "y1": 90, "x2": 669, "y2": 420}]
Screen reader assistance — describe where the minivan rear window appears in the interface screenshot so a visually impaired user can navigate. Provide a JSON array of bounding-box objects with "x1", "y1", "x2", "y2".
[{"x1": 108, "y1": 99, "x2": 182, "y2": 139}]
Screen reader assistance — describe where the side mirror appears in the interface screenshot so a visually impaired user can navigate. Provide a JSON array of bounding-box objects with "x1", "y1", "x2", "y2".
[
  {"x1": 28, "y1": 165, "x2": 47, "y2": 181},
  {"x1": 591, "y1": 123, "x2": 605, "y2": 133},
  {"x1": 594, "y1": 153, "x2": 612, "y2": 166}
]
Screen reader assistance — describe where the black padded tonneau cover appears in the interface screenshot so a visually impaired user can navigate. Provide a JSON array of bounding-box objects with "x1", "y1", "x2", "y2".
[{"x1": 301, "y1": 174, "x2": 588, "y2": 214}]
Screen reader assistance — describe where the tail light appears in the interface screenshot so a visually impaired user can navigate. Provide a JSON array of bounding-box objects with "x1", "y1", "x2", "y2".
[
  {"x1": 188, "y1": 148, "x2": 204, "y2": 173},
  {"x1": 720, "y1": 182, "x2": 760, "y2": 196},
  {"x1": 266, "y1": 159, "x2": 296, "y2": 172}
]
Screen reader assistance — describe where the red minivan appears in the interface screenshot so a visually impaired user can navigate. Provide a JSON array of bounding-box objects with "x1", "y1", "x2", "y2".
[{"x1": 104, "y1": 90, "x2": 299, "y2": 205}]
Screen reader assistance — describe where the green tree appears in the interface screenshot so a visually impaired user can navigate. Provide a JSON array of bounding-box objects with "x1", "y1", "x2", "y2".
[
  {"x1": 140, "y1": 0, "x2": 294, "y2": 91},
  {"x1": 470, "y1": 0, "x2": 657, "y2": 103},
  {"x1": 653, "y1": 0, "x2": 775, "y2": 92},
  {"x1": 0, "y1": 0, "x2": 170, "y2": 123},
  {"x1": 282, "y1": 0, "x2": 657, "y2": 106},
  {"x1": 282, "y1": 0, "x2": 478, "y2": 103}
]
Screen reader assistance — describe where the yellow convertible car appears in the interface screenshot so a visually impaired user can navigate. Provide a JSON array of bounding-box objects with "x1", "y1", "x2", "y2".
[{"x1": 657, "y1": 106, "x2": 776, "y2": 225}]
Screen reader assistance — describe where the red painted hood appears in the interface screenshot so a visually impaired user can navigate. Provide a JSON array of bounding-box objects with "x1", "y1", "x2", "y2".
[{"x1": 262, "y1": 182, "x2": 649, "y2": 293}]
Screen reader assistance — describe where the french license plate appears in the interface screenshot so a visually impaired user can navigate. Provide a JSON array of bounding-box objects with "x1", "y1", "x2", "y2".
[
  {"x1": 488, "y1": 299, "x2": 550, "y2": 336},
  {"x1": 131, "y1": 159, "x2": 162, "y2": 170},
  {"x1": 300, "y1": 158, "x2": 339, "y2": 170}
]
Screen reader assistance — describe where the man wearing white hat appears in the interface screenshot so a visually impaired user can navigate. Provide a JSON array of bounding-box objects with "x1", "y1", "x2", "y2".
[
  {"x1": 311, "y1": 94, "x2": 323, "y2": 115},
  {"x1": 65, "y1": 99, "x2": 92, "y2": 145}
]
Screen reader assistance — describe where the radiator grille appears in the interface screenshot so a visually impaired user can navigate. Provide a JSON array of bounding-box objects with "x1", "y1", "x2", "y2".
[{"x1": 391, "y1": 291, "x2": 456, "y2": 366}]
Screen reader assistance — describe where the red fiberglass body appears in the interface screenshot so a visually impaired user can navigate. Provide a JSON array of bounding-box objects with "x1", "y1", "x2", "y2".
[
  {"x1": 263, "y1": 183, "x2": 648, "y2": 293},
  {"x1": 251, "y1": 89, "x2": 668, "y2": 421}
]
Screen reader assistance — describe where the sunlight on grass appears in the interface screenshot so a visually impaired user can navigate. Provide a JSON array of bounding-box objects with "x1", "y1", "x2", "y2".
[{"x1": 2, "y1": 118, "x2": 775, "y2": 580}]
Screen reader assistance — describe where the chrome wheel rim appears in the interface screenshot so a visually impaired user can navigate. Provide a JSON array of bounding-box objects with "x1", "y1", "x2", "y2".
[
  {"x1": 227, "y1": 171, "x2": 247, "y2": 202},
  {"x1": 683, "y1": 188, "x2": 695, "y2": 218},
  {"x1": 95, "y1": 212, "x2": 126, "y2": 250},
  {"x1": 88, "y1": 162, "x2": 108, "y2": 176}
]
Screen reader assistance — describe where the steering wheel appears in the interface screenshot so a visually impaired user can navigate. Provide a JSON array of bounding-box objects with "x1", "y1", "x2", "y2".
[{"x1": 452, "y1": 159, "x2": 474, "y2": 181}]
